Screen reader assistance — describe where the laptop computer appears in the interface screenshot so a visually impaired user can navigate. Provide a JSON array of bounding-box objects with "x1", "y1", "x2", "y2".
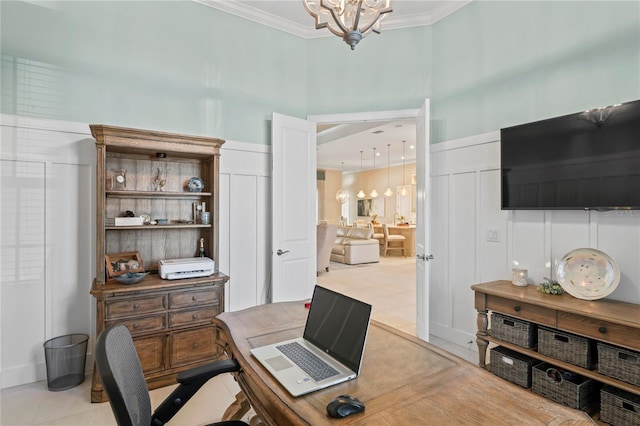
[{"x1": 250, "y1": 285, "x2": 372, "y2": 397}]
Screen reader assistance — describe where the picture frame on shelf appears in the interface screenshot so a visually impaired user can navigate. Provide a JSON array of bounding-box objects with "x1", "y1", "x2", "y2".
[{"x1": 105, "y1": 251, "x2": 144, "y2": 277}]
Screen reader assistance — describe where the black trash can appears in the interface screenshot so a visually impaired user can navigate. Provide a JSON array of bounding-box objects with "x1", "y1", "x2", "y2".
[{"x1": 43, "y1": 334, "x2": 89, "y2": 391}]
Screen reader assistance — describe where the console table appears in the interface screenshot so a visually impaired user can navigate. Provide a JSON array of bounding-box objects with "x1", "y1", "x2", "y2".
[{"x1": 472, "y1": 280, "x2": 640, "y2": 397}]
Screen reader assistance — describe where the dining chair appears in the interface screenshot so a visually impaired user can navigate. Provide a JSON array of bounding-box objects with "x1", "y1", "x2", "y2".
[{"x1": 383, "y1": 224, "x2": 406, "y2": 257}]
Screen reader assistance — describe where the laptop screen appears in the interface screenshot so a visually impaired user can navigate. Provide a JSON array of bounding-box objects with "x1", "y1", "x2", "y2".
[{"x1": 303, "y1": 286, "x2": 372, "y2": 373}]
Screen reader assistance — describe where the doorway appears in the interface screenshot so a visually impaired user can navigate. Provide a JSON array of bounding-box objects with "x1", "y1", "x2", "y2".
[{"x1": 309, "y1": 104, "x2": 430, "y2": 340}]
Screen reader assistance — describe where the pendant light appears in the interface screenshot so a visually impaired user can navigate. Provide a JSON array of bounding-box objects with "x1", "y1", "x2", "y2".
[
  {"x1": 384, "y1": 143, "x2": 393, "y2": 197},
  {"x1": 357, "y1": 151, "x2": 366, "y2": 199},
  {"x1": 369, "y1": 147, "x2": 379, "y2": 198},
  {"x1": 335, "y1": 161, "x2": 349, "y2": 204},
  {"x1": 400, "y1": 140, "x2": 408, "y2": 196}
]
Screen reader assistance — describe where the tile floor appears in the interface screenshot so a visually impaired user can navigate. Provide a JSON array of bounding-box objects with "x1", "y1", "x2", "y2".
[{"x1": 1, "y1": 256, "x2": 477, "y2": 425}]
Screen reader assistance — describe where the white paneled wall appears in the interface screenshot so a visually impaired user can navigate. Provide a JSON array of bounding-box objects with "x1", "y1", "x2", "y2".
[
  {"x1": 3, "y1": 114, "x2": 639, "y2": 389},
  {"x1": 219, "y1": 141, "x2": 271, "y2": 312},
  {"x1": 430, "y1": 131, "x2": 640, "y2": 348},
  {"x1": 0, "y1": 115, "x2": 95, "y2": 388}
]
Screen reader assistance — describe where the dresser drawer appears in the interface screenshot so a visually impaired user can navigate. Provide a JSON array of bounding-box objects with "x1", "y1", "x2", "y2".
[
  {"x1": 133, "y1": 334, "x2": 166, "y2": 374},
  {"x1": 169, "y1": 306, "x2": 219, "y2": 328},
  {"x1": 170, "y1": 326, "x2": 218, "y2": 368},
  {"x1": 487, "y1": 295, "x2": 556, "y2": 327},
  {"x1": 169, "y1": 287, "x2": 220, "y2": 309},
  {"x1": 106, "y1": 314, "x2": 166, "y2": 335},
  {"x1": 558, "y1": 312, "x2": 640, "y2": 351},
  {"x1": 105, "y1": 295, "x2": 166, "y2": 319}
]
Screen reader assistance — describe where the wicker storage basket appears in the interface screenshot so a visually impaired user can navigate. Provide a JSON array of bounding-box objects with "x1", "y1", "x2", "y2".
[
  {"x1": 538, "y1": 327, "x2": 595, "y2": 369},
  {"x1": 600, "y1": 385, "x2": 640, "y2": 426},
  {"x1": 597, "y1": 342, "x2": 640, "y2": 387},
  {"x1": 532, "y1": 363, "x2": 598, "y2": 411},
  {"x1": 491, "y1": 313, "x2": 537, "y2": 348},
  {"x1": 490, "y1": 346, "x2": 537, "y2": 388}
]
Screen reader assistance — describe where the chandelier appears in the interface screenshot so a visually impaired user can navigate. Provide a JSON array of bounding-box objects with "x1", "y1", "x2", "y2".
[
  {"x1": 335, "y1": 162, "x2": 350, "y2": 204},
  {"x1": 302, "y1": 0, "x2": 393, "y2": 50}
]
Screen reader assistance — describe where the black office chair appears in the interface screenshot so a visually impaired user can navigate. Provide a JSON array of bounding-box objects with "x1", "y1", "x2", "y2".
[{"x1": 95, "y1": 324, "x2": 248, "y2": 426}]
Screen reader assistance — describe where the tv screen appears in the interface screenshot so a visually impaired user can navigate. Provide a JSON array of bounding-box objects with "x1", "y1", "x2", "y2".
[{"x1": 501, "y1": 99, "x2": 640, "y2": 210}]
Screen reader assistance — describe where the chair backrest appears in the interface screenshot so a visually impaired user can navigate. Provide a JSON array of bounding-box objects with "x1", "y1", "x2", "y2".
[
  {"x1": 383, "y1": 224, "x2": 391, "y2": 239},
  {"x1": 95, "y1": 325, "x2": 152, "y2": 426}
]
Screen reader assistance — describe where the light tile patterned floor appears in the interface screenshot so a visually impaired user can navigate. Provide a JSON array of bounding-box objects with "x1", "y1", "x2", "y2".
[{"x1": 1, "y1": 256, "x2": 476, "y2": 425}]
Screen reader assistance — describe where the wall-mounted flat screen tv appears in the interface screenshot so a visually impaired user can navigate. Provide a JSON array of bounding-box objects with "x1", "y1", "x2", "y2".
[{"x1": 501, "y1": 99, "x2": 640, "y2": 210}]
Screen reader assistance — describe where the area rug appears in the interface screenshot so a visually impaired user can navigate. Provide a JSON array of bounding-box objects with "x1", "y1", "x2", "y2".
[{"x1": 329, "y1": 261, "x2": 373, "y2": 271}]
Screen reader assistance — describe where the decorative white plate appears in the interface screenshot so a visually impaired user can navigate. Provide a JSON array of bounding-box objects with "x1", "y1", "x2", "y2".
[{"x1": 556, "y1": 248, "x2": 620, "y2": 300}]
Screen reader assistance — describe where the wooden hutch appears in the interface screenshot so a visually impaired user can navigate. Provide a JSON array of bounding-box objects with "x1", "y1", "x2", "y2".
[{"x1": 89, "y1": 125, "x2": 229, "y2": 403}]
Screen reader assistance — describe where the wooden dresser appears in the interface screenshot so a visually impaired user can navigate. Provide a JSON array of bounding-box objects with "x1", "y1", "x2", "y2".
[
  {"x1": 89, "y1": 125, "x2": 229, "y2": 403},
  {"x1": 472, "y1": 280, "x2": 640, "y2": 398}
]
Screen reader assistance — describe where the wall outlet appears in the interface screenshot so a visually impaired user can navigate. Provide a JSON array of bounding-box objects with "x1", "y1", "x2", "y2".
[{"x1": 487, "y1": 229, "x2": 500, "y2": 242}]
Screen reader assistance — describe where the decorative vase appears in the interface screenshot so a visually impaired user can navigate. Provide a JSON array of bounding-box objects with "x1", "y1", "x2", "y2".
[{"x1": 512, "y1": 268, "x2": 528, "y2": 286}]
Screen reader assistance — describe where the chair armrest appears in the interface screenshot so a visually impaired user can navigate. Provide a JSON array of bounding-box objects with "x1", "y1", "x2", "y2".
[
  {"x1": 177, "y1": 358, "x2": 240, "y2": 385},
  {"x1": 152, "y1": 359, "x2": 241, "y2": 425}
]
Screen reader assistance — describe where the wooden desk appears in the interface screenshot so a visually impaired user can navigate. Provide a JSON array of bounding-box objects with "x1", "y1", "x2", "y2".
[{"x1": 213, "y1": 301, "x2": 593, "y2": 425}]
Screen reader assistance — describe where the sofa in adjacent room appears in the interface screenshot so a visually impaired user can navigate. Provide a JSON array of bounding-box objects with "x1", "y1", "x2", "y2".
[{"x1": 330, "y1": 226, "x2": 380, "y2": 265}]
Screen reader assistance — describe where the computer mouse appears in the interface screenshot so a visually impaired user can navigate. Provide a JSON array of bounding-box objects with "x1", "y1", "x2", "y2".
[{"x1": 326, "y1": 394, "x2": 365, "y2": 418}]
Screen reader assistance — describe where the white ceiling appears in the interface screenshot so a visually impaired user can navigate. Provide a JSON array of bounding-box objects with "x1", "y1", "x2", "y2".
[
  {"x1": 195, "y1": 0, "x2": 471, "y2": 39},
  {"x1": 195, "y1": 0, "x2": 471, "y2": 172},
  {"x1": 316, "y1": 120, "x2": 417, "y2": 172}
]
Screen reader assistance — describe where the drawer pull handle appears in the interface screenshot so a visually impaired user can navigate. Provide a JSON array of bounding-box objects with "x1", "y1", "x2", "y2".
[
  {"x1": 133, "y1": 303, "x2": 140, "y2": 309},
  {"x1": 554, "y1": 334, "x2": 569, "y2": 343},
  {"x1": 133, "y1": 323, "x2": 140, "y2": 329},
  {"x1": 619, "y1": 352, "x2": 637, "y2": 363},
  {"x1": 192, "y1": 313, "x2": 199, "y2": 320},
  {"x1": 599, "y1": 326, "x2": 608, "y2": 334},
  {"x1": 513, "y1": 306, "x2": 521, "y2": 312},
  {"x1": 193, "y1": 342, "x2": 199, "y2": 349},
  {"x1": 192, "y1": 296, "x2": 198, "y2": 301}
]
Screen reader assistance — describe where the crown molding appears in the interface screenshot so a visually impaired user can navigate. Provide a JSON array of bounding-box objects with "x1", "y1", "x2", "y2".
[{"x1": 194, "y1": 0, "x2": 472, "y2": 39}]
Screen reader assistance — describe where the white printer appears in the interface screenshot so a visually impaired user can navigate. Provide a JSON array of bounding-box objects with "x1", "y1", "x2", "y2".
[{"x1": 159, "y1": 257, "x2": 215, "y2": 280}]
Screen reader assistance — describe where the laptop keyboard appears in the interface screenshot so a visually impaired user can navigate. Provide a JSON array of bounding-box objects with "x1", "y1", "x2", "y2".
[{"x1": 276, "y1": 342, "x2": 340, "y2": 382}]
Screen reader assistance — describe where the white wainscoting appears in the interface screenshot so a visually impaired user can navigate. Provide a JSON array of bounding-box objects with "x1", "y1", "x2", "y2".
[
  {"x1": 218, "y1": 141, "x2": 271, "y2": 312},
  {"x1": 430, "y1": 131, "x2": 640, "y2": 348},
  {"x1": 0, "y1": 115, "x2": 271, "y2": 388},
  {"x1": 0, "y1": 115, "x2": 95, "y2": 388}
]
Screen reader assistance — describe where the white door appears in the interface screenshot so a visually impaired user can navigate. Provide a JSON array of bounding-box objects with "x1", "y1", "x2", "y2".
[
  {"x1": 415, "y1": 99, "x2": 432, "y2": 341},
  {"x1": 271, "y1": 113, "x2": 317, "y2": 303}
]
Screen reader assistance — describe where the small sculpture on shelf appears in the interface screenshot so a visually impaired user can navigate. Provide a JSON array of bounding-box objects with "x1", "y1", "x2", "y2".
[{"x1": 152, "y1": 168, "x2": 166, "y2": 192}]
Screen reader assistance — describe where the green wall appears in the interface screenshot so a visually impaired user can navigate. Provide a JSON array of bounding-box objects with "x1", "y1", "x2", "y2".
[
  {"x1": 305, "y1": 24, "x2": 432, "y2": 115},
  {"x1": 430, "y1": 0, "x2": 640, "y2": 143},
  {"x1": 1, "y1": 1, "x2": 638, "y2": 145},
  {"x1": 1, "y1": 1, "x2": 307, "y2": 144}
]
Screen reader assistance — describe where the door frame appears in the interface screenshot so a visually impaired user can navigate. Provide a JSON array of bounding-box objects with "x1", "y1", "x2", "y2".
[{"x1": 308, "y1": 107, "x2": 427, "y2": 335}]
